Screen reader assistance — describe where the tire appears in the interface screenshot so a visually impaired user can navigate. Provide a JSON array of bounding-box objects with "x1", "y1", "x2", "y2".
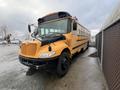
[
  {"x1": 80, "y1": 48, "x2": 84, "y2": 53},
  {"x1": 57, "y1": 52, "x2": 70, "y2": 77},
  {"x1": 87, "y1": 42, "x2": 89, "y2": 49},
  {"x1": 26, "y1": 67, "x2": 37, "y2": 76}
]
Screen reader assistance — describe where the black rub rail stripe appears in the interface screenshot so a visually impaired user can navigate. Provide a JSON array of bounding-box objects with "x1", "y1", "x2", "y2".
[{"x1": 72, "y1": 42, "x2": 87, "y2": 49}]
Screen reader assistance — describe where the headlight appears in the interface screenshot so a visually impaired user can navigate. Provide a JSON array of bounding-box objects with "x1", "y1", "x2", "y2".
[{"x1": 39, "y1": 51, "x2": 55, "y2": 58}]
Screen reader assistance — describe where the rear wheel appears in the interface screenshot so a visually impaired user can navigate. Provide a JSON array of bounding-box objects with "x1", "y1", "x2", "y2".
[
  {"x1": 57, "y1": 52, "x2": 70, "y2": 77},
  {"x1": 87, "y1": 42, "x2": 89, "y2": 49}
]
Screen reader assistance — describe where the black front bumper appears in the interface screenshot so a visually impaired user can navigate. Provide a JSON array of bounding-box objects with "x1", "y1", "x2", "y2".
[{"x1": 19, "y1": 56, "x2": 58, "y2": 69}]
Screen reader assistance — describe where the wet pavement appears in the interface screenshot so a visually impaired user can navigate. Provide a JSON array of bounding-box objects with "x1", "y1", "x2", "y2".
[{"x1": 0, "y1": 45, "x2": 108, "y2": 90}]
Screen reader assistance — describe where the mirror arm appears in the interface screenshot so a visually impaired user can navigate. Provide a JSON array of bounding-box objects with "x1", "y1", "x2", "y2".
[{"x1": 28, "y1": 24, "x2": 31, "y2": 33}]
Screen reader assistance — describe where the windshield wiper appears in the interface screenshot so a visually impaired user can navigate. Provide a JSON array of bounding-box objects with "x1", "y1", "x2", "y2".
[{"x1": 44, "y1": 32, "x2": 63, "y2": 38}]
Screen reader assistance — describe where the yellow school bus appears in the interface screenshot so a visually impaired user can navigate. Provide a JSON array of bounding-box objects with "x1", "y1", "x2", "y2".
[{"x1": 19, "y1": 12, "x2": 90, "y2": 77}]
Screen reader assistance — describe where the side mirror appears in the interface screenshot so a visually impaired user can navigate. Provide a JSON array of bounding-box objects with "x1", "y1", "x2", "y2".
[
  {"x1": 73, "y1": 22, "x2": 77, "y2": 31},
  {"x1": 28, "y1": 24, "x2": 31, "y2": 33}
]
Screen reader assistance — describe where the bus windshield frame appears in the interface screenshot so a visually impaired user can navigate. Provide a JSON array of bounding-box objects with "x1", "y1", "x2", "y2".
[{"x1": 32, "y1": 18, "x2": 71, "y2": 39}]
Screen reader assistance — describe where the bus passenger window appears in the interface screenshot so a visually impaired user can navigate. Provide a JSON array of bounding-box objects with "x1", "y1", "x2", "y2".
[{"x1": 73, "y1": 22, "x2": 77, "y2": 30}]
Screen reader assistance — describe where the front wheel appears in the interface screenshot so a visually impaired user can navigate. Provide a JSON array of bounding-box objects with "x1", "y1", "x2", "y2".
[
  {"x1": 26, "y1": 67, "x2": 37, "y2": 76},
  {"x1": 57, "y1": 52, "x2": 70, "y2": 77}
]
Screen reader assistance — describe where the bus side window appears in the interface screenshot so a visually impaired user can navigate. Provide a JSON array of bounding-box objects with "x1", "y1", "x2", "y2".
[
  {"x1": 80, "y1": 29, "x2": 82, "y2": 36},
  {"x1": 81, "y1": 29, "x2": 83, "y2": 36},
  {"x1": 79, "y1": 29, "x2": 81, "y2": 35},
  {"x1": 73, "y1": 22, "x2": 77, "y2": 31}
]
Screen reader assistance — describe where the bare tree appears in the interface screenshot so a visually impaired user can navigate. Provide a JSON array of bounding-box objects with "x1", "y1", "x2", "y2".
[
  {"x1": 0, "y1": 25, "x2": 12, "y2": 44},
  {"x1": 0, "y1": 25, "x2": 7, "y2": 41}
]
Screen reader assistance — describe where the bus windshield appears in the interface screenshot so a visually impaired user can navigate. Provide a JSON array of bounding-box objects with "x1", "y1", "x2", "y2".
[{"x1": 33, "y1": 19, "x2": 69, "y2": 39}]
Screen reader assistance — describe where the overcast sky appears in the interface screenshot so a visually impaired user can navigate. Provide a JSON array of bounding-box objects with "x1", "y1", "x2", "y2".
[{"x1": 0, "y1": 0, "x2": 119, "y2": 36}]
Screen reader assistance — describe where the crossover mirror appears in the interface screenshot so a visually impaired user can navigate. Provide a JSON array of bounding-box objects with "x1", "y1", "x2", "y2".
[{"x1": 28, "y1": 24, "x2": 31, "y2": 33}]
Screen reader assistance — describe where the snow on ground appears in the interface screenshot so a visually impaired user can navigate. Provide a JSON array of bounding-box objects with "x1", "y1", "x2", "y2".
[{"x1": 0, "y1": 45, "x2": 108, "y2": 90}]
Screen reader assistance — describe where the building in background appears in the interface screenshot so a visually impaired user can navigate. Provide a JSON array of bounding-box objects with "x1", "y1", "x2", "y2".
[{"x1": 96, "y1": 2, "x2": 120, "y2": 90}]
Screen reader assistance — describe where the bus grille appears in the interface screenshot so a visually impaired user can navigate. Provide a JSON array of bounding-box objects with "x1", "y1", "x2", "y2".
[{"x1": 21, "y1": 43, "x2": 37, "y2": 56}]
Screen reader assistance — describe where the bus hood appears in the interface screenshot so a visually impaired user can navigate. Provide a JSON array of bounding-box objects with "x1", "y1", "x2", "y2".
[{"x1": 20, "y1": 40, "x2": 41, "y2": 58}]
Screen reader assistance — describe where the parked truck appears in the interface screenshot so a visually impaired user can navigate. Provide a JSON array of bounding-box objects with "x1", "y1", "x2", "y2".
[{"x1": 19, "y1": 12, "x2": 90, "y2": 77}]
